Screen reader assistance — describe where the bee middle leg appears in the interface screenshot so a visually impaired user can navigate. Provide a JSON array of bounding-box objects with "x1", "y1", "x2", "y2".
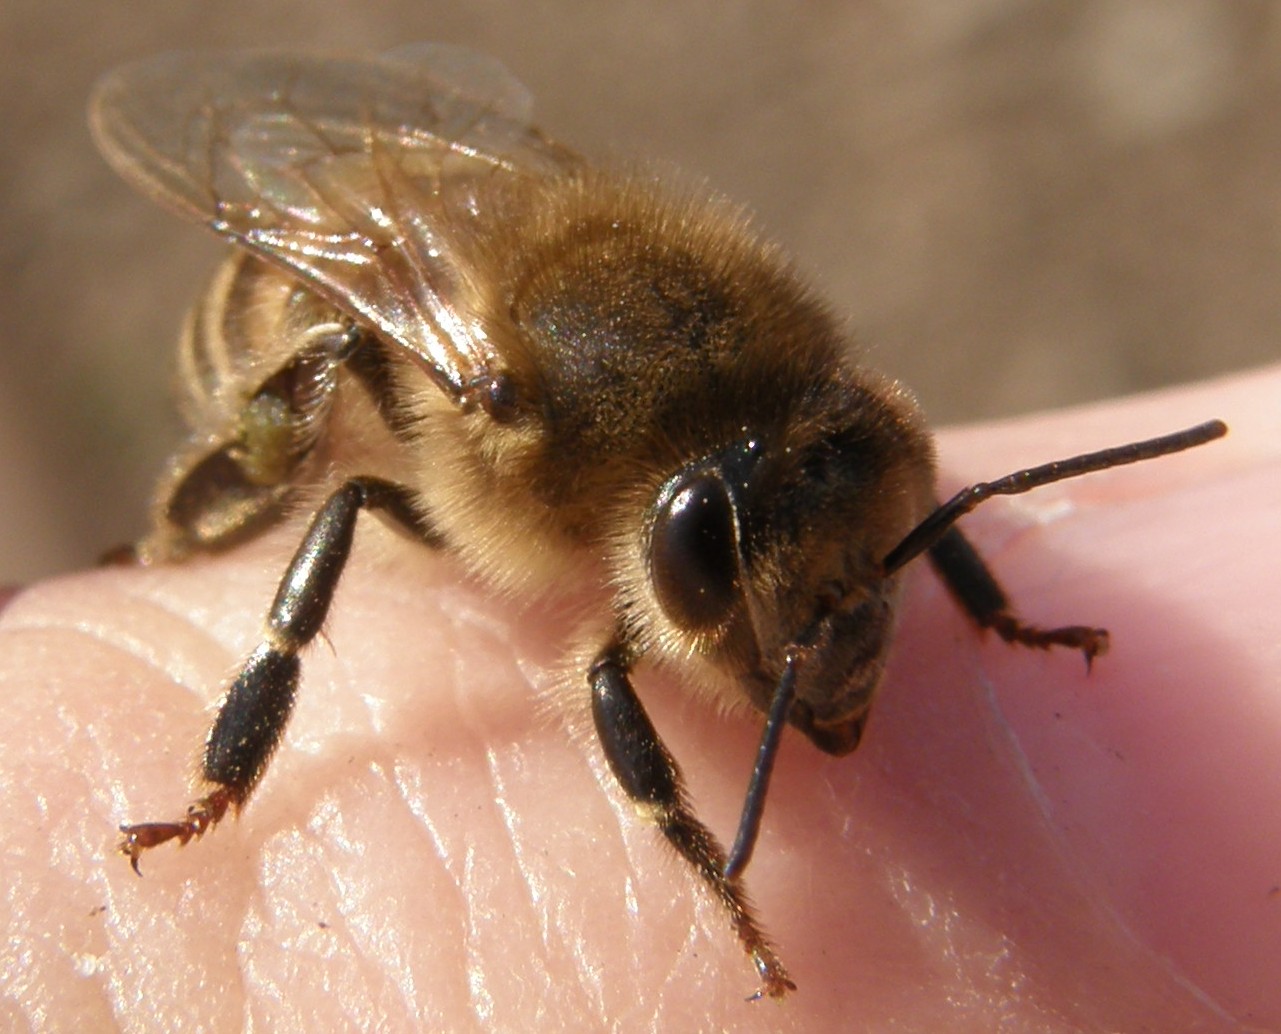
[
  {"x1": 589, "y1": 647, "x2": 796, "y2": 1000},
  {"x1": 118, "y1": 476, "x2": 436, "y2": 873},
  {"x1": 927, "y1": 525, "x2": 1109, "y2": 664}
]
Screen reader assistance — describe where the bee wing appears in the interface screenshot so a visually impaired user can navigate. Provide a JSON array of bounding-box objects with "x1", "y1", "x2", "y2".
[{"x1": 91, "y1": 45, "x2": 580, "y2": 398}]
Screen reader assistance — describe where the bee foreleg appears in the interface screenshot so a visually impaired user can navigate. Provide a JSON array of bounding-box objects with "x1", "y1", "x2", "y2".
[
  {"x1": 588, "y1": 647, "x2": 796, "y2": 1000},
  {"x1": 119, "y1": 476, "x2": 434, "y2": 873},
  {"x1": 927, "y1": 524, "x2": 1109, "y2": 666}
]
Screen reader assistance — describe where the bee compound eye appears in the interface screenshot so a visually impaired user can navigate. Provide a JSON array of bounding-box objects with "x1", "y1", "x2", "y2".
[{"x1": 650, "y1": 471, "x2": 741, "y2": 631}]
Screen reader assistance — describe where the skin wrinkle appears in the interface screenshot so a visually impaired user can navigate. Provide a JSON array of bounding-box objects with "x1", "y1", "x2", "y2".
[
  {"x1": 581, "y1": 749, "x2": 678, "y2": 1026},
  {"x1": 322, "y1": 775, "x2": 426, "y2": 1020},
  {"x1": 245, "y1": 731, "x2": 447, "y2": 1026},
  {"x1": 13, "y1": 845, "x2": 104, "y2": 1025},
  {"x1": 384, "y1": 748, "x2": 481, "y2": 1025},
  {"x1": 970, "y1": 661, "x2": 1228, "y2": 1018},
  {"x1": 389, "y1": 757, "x2": 456, "y2": 865},
  {"x1": 574, "y1": 951, "x2": 609, "y2": 1032},
  {"x1": 385, "y1": 763, "x2": 475, "y2": 1028},
  {"x1": 481, "y1": 741, "x2": 555, "y2": 958},
  {"x1": 2, "y1": 368, "x2": 1275, "y2": 1028},
  {"x1": 428, "y1": 597, "x2": 544, "y2": 1025},
  {"x1": 484, "y1": 744, "x2": 541, "y2": 918},
  {"x1": 239, "y1": 897, "x2": 293, "y2": 1026},
  {"x1": 519, "y1": 757, "x2": 616, "y2": 1028},
  {"x1": 244, "y1": 845, "x2": 302, "y2": 1024},
  {"x1": 99, "y1": 946, "x2": 138, "y2": 1031},
  {"x1": 390, "y1": 758, "x2": 468, "y2": 902},
  {"x1": 455, "y1": 668, "x2": 549, "y2": 1017},
  {"x1": 1028, "y1": 693, "x2": 1239, "y2": 1013},
  {"x1": 965, "y1": 517, "x2": 1254, "y2": 1026},
  {"x1": 6, "y1": 596, "x2": 215, "y2": 709},
  {"x1": 461, "y1": 840, "x2": 496, "y2": 1028}
]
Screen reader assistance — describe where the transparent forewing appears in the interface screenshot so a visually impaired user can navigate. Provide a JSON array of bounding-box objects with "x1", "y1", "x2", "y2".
[{"x1": 90, "y1": 45, "x2": 580, "y2": 398}]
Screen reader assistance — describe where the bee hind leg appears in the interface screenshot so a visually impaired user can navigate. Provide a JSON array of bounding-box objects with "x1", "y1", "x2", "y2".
[
  {"x1": 131, "y1": 326, "x2": 362, "y2": 566},
  {"x1": 118, "y1": 476, "x2": 436, "y2": 872},
  {"x1": 588, "y1": 647, "x2": 796, "y2": 1000}
]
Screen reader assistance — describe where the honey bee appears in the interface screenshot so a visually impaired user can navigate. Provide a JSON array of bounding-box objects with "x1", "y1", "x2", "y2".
[{"x1": 94, "y1": 45, "x2": 1226, "y2": 999}]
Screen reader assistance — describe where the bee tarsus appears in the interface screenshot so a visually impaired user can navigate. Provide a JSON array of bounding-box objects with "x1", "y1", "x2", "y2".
[
  {"x1": 119, "y1": 786, "x2": 234, "y2": 876},
  {"x1": 118, "y1": 476, "x2": 441, "y2": 871}
]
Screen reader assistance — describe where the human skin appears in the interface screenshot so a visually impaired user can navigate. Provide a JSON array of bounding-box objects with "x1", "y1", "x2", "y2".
[{"x1": 1, "y1": 364, "x2": 1277, "y2": 1032}]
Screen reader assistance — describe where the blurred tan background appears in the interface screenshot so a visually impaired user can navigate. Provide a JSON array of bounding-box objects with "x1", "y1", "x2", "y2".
[{"x1": 2, "y1": 1, "x2": 1278, "y2": 581}]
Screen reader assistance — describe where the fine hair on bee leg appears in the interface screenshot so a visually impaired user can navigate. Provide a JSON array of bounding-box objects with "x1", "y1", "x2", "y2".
[
  {"x1": 588, "y1": 646, "x2": 797, "y2": 1001},
  {"x1": 118, "y1": 476, "x2": 438, "y2": 873}
]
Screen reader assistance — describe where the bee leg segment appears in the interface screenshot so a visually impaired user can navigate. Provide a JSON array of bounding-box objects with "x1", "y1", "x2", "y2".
[
  {"x1": 118, "y1": 787, "x2": 236, "y2": 876},
  {"x1": 900, "y1": 422, "x2": 1229, "y2": 666},
  {"x1": 589, "y1": 649, "x2": 796, "y2": 1000},
  {"x1": 119, "y1": 476, "x2": 433, "y2": 872},
  {"x1": 927, "y1": 525, "x2": 1109, "y2": 665}
]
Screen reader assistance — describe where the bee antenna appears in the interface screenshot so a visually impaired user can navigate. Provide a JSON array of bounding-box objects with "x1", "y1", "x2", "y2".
[
  {"x1": 880, "y1": 419, "x2": 1227, "y2": 578},
  {"x1": 725, "y1": 649, "x2": 800, "y2": 881}
]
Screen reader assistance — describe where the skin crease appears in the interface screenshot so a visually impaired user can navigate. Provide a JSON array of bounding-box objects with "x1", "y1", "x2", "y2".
[{"x1": 0, "y1": 364, "x2": 1277, "y2": 1033}]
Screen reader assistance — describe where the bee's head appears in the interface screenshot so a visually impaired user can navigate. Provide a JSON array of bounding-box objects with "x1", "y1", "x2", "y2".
[{"x1": 631, "y1": 371, "x2": 936, "y2": 757}]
